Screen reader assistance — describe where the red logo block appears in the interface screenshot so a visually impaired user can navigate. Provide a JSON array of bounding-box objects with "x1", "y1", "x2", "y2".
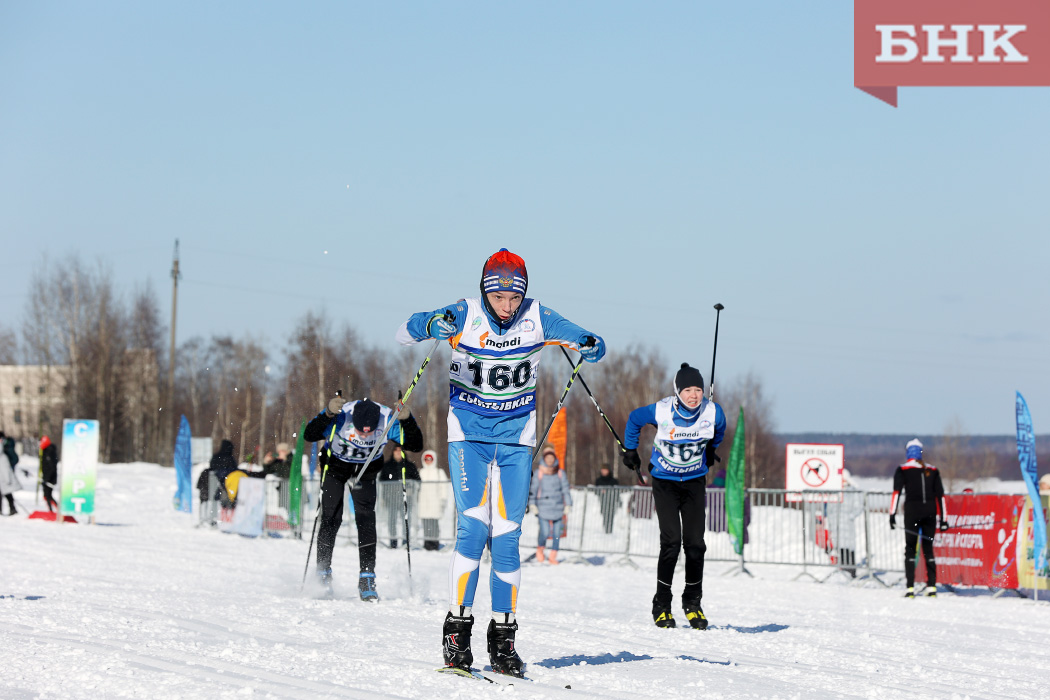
[{"x1": 855, "y1": 0, "x2": 1050, "y2": 106}]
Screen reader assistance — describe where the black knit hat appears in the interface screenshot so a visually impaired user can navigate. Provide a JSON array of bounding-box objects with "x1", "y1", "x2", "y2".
[
  {"x1": 352, "y1": 399, "x2": 381, "y2": 434},
  {"x1": 674, "y1": 363, "x2": 704, "y2": 396}
]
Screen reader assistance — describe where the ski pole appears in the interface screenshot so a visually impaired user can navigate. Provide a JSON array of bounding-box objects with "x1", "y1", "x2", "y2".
[
  {"x1": 347, "y1": 312, "x2": 453, "y2": 491},
  {"x1": 401, "y1": 461, "x2": 414, "y2": 597},
  {"x1": 902, "y1": 527, "x2": 939, "y2": 542},
  {"x1": 300, "y1": 391, "x2": 342, "y2": 593},
  {"x1": 532, "y1": 340, "x2": 593, "y2": 465},
  {"x1": 300, "y1": 462, "x2": 329, "y2": 591},
  {"x1": 558, "y1": 345, "x2": 645, "y2": 487},
  {"x1": 709, "y1": 303, "x2": 724, "y2": 402}
]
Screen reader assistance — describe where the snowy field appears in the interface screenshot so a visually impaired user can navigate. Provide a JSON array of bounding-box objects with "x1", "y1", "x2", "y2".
[{"x1": 2, "y1": 463, "x2": 1049, "y2": 700}]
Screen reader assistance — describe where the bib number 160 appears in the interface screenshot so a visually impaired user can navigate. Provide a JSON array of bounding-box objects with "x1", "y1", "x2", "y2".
[{"x1": 467, "y1": 360, "x2": 532, "y2": 390}]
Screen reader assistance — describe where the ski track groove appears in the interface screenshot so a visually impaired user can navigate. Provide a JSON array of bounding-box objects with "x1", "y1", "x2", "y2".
[{"x1": 2, "y1": 624, "x2": 414, "y2": 700}]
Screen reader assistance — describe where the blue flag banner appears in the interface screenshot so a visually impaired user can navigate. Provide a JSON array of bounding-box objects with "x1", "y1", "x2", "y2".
[
  {"x1": 174, "y1": 415, "x2": 193, "y2": 513},
  {"x1": 1015, "y1": 392, "x2": 1047, "y2": 574}
]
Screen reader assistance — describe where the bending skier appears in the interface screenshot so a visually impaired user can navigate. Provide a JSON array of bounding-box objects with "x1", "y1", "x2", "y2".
[
  {"x1": 623, "y1": 363, "x2": 725, "y2": 629},
  {"x1": 304, "y1": 395, "x2": 424, "y2": 600},
  {"x1": 396, "y1": 248, "x2": 605, "y2": 677}
]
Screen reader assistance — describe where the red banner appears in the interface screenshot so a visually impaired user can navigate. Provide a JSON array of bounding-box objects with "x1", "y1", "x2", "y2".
[
  {"x1": 855, "y1": 0, "x2": 1050, "y2": 106},
  {"x1": 917, "y1": 494, "x2": 1025, "y2": 588}
]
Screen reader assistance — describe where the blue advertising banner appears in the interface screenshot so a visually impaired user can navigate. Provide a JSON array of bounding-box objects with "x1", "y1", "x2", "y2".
[
  {"x1": 1015, "y1": 392, "x2": 1047, "y2": 574},
  {"x1": 174, "y1": 415, "x2": 192, "y2": 513}
]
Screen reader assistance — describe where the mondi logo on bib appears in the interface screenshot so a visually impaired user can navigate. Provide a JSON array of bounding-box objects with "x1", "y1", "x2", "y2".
[{"x1": 855, "y1": 0, "x2": 1050, "y2": 106}]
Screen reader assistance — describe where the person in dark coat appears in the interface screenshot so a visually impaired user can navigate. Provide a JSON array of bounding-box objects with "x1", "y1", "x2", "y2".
[
  {"x1": 209, "y1": 439, "x2": 238, "y2": 508},
  {"x1": 378, "y1": 447, "x2": 421, "y2": 548},
  {"x1": 39, "y1": 435, "x2": 59, "y2": 512},
  {"x1": 261, "y1": 443, "x2": 293, "y2": 480},
  {"x1": 594, "y1": 465, "x2": 620, "y2": 534}
]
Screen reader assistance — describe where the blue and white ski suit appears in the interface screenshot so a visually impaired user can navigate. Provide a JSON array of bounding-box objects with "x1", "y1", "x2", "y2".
[
  {"x1": 624, "y1": 397, "x2": 726, "y2": 481},
  {"x1": 397, "y1": 297, "x2": 603, "y2": 613}
]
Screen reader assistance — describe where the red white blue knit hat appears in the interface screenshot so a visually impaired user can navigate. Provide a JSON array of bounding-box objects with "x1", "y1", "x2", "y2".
[{"x1": 481, "y1": 249, "x2": 528, "y2": 295}]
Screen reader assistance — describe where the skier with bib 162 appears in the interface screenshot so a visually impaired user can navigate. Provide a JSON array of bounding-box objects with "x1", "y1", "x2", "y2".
[
  {"x1": 396, "y1": 249, "x2": 605, "y2": 678},
  {"x1": 623, "y1": 363, "x2": 725, "y2": 630}
]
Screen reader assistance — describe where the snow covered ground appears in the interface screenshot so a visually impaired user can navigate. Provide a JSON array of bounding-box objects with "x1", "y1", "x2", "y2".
[{"x1": 2, "y1": 462, "x2": 1049, "y2": 700}]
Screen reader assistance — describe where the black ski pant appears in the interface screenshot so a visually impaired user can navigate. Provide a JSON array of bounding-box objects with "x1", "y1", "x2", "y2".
[
  {"x1": 316, "y1": 460, "x2": 378, "y2": 574},
  {"x1": 2, "y1": 493, "x2": 15, "y2": 515},
  {"x1": 651, "y1": 476, "x2": 707, "y2": 609},
  {"x1": 43, "y1": 484, "x2": 57, "y2": 512},
  {"x1": 904, "y1": 511, "x2": 938, "y2": 588}
]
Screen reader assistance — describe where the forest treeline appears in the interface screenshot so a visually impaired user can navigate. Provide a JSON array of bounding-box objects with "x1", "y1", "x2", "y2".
[{"x1": 1, "y1": 256, "x2": 783, "y2": 486}]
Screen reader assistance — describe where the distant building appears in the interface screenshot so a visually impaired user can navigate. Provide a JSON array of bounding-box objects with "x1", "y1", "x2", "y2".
[{"x1": 0, "y1": 365, "x2": 69, "y2": 442}]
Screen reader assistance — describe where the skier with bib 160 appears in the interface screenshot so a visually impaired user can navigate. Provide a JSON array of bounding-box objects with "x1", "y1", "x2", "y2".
[
  {"x1": 623, "y1": 363, "x2": 725, "y2": 630},
  {"x1": 396, "y1": 249, "x2": 605, "y2": 678}
]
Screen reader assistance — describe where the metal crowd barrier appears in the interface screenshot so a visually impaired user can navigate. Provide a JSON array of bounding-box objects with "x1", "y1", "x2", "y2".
[{"x1": 209, "y1": 476, "x2": 911, "y2": 582}]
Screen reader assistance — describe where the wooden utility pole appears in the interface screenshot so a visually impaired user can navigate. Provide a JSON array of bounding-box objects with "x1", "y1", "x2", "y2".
[{"x1": 167, "y1": 240, "x2": 180, "y2": 465}]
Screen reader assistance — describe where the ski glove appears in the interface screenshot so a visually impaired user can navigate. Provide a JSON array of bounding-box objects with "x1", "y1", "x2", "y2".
[
  {"x1": 578, "y1": 334, "x2": 605, "y2": 363},
  {"x1": 705, "y1": 449, "x2": 719, "y2": 467},
  {"x1": 563, "y1": 505, "x2": 571, "y2": 516},
  {"x1": 889, "y1": 514, "x2": 897, "y2": 530},
  {"x1": 939, "y1": 518, "x2": 949, "y2": 532},
  {"x1": 327, "y1": 396, "x2": 347, "y2": 417},
  {"x1": 426, "y1": 312, "x2": 457, "y2": 340},
  {"x1": 622, "y1": 448, "x2": 641, "y2": 471}
]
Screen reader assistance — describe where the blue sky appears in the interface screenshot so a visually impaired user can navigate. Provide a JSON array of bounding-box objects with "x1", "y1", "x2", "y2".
[{"x1": 1, "y1": 2, "x2": 1047, "y2": 435}]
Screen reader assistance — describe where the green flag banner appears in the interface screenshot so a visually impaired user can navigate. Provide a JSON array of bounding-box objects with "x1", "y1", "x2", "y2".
[
  {"x1": 726, "y1": 407, "x2": 746, "y2": 556},
  {"x1": 288, "y1": 420, "x2": 306, "y2": 530}
]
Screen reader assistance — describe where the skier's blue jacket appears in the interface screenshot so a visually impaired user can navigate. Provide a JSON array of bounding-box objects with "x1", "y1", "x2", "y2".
[
  {"x1": 625, "y1": 397, "x2": 726, "y2": 481},
  {"x1": 397, "y1": 297, "x2": 603, "y2": 446}
]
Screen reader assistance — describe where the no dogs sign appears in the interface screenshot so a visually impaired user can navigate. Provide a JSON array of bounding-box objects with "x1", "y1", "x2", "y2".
[{"x1": 785, "y1": 443, "x2": 844, "y2": 500}]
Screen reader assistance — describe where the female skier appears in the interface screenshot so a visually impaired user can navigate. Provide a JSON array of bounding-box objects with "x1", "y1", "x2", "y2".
[
  {"x1": 623, "y1": 363, "x2": 725, "y2": 629},
  {"x1": 396, "y1": 249, "x2": 604, "y2": 677}
]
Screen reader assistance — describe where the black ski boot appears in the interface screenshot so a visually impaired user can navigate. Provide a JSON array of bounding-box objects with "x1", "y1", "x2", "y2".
[
  {"x1": 652, "y1": 595, "x2": 676, "y2": 628},
  {"x1": 358, "y1": 572, "x2": 379, "y2": 602},
  {"x1": 443, "y1": 610, "x2": 474, "y2": 671},
  {"x1": 487, "y1": 617, "x2": 525, "y2": 678},
  {"x1": 653, "y1": 607, "x2": 676, "y2": 628},
  {"x1": 682, "y1": 597, "x2": 708, "y2": 630}
]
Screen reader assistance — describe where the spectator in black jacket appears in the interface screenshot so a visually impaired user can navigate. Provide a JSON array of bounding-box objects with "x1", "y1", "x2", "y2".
[
  {"x1": 209, "y1": 440, "x2": 238, "y2": 508},
  {"x1": 304, "y1": 394, "x2": 423, "y2": 601},
  {"x1": 39, "y1": 435, "x2": 59, "y2": 512},
  {"x1": 261, "y1": 443, "x2": 293, "y2": 480},
  {"x1": 594, "y1": 465, "x2": 620, "y2": 534},
  {"x1": 890, "y1": 439, "x2": 948, "y2": 598},
  {"x1": 378, "y1": 448, "x2": 421, "y2": 548}
]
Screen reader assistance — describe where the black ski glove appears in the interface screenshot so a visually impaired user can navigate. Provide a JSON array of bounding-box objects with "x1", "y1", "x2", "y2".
[
  {"x1": 705, "y1": 448, "x2": 719, "y2": 467},
  {"x1": 889, "y1": 514, "x2": 897, "y2": 530},
  {"x1": 939, "y1": 518, "x2": 949, "y2": 532},
  {"x1": 622, "y1": 448, "x2": 641, "y2": 471}
]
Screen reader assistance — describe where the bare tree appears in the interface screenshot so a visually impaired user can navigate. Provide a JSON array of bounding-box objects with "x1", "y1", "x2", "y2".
[
  {"x1": 118, "y1": 283, "x2": 164, "y2": 462},
  {"x1": 0, "y1": 325, "x2": 17, "y2": 364},
  {"x1": 716, "y1": 372, "x2": 778, "y2": 488}
]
